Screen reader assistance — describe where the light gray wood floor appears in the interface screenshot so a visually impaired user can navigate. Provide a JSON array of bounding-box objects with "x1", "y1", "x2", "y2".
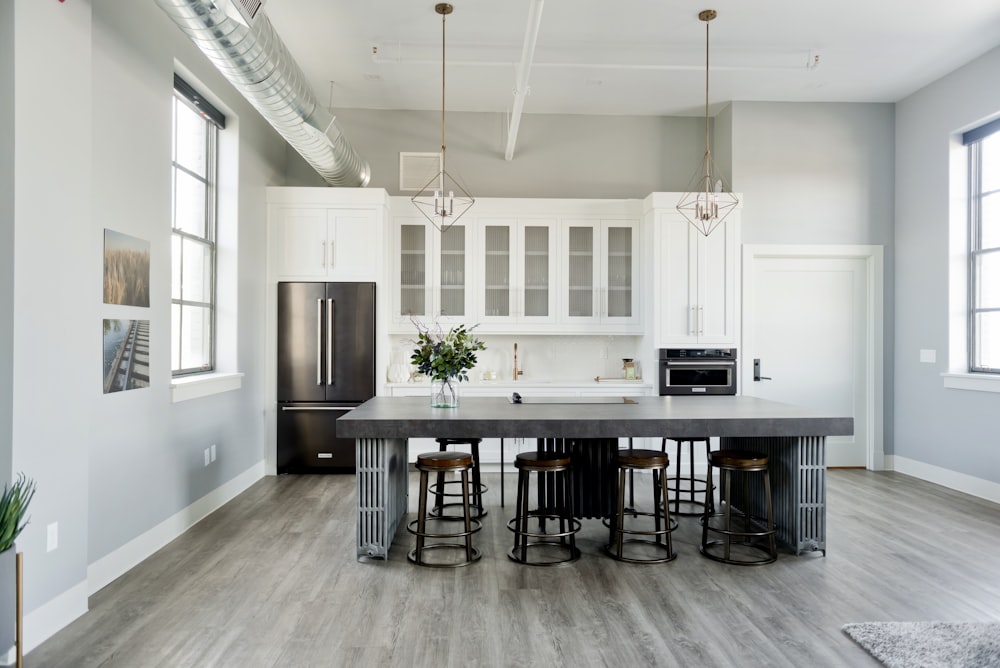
[{"x1": 28, "y1": 469, "x2": 1000, "y2": 667}]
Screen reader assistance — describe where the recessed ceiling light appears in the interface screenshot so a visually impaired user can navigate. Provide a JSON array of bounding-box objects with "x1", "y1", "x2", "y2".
[
  {"x1": 586, "y1": 79, "x2": 604, "y2": 86},
  {"x1": 363, "y1": 73, "x2": 382, "y2": 81}
]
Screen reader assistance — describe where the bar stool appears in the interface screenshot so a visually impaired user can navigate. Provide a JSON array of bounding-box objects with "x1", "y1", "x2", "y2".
[
  {"x1": 604, "y1": 449, "x2": 677, "y2": 563},
  {"x1": 507, "y1": 451, "x2": 581, "y2": 566},
  {"x1": 431, "y1": 437, "x2": 487, "y2": 519},
  {"x1": 662, "y1": 437, "x2": 712, "y2": 517},
  {"x1": 408, "y1": 451, "x2": 482, "y2": 568},
  {"x1": 700, "y1": 449, "x2": 777, "y2": 565}
]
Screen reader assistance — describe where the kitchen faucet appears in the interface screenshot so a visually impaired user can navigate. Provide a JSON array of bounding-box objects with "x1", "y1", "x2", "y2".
[{"x1": 513, "y1": 342, "x2": 524, "y2": 381}]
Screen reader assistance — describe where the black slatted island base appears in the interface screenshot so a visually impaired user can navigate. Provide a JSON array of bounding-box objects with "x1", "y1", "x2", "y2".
[{"x1": 337, "y1": 395, "x2": 853, "y2": 561}]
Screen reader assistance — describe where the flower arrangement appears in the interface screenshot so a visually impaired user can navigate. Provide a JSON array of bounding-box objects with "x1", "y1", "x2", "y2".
[{"x1": 410, "y1": 322, "x2": 485, "y2": 407}]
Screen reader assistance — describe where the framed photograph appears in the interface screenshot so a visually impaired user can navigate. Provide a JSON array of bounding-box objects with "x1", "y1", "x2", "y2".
[
  {"x1": 103, "y1": 229, "x2": 150, "y2": 307},
  {"x1": 103, "y1": 319, "x2": 150, "y2": 393}
]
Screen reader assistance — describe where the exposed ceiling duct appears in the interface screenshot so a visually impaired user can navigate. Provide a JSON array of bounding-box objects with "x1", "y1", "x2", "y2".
[{"x1": 155, "y1": 0, "x2": 371, "y2": 188}]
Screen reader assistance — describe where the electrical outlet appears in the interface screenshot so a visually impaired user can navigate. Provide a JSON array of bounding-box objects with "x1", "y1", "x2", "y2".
[
  {"x1": 47, "y1": 522, "x2": 58, "y2": 552},
  {"x1": 210, "y1": 444, "x2": 217, "y2": 462},
  {"x1": 204, "y1": 448, "x2": 211, "y2": 466}
]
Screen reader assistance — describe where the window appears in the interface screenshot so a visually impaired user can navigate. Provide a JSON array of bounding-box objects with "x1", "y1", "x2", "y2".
[
  {"x1": 171, "y1": 75, "x2": 224, "y2": 376},
  {"x1": 965, "y1": 118, "x2": 1000, "y2": 373}
]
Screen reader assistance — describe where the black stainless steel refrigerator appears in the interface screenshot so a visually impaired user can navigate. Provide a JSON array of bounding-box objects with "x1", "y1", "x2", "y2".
[{"x1": 277, "y1": 282, "x2": 375, "y2": 473}]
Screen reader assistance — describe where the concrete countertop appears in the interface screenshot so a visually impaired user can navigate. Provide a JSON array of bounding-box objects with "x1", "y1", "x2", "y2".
[{"x1": 338, "y1": 395, "x2": 854, "y2": 440}]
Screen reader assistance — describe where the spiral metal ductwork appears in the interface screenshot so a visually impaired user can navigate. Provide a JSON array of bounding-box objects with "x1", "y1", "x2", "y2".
[{"x1": 155, "y1": 0, "x2": 370, "y2": 187}]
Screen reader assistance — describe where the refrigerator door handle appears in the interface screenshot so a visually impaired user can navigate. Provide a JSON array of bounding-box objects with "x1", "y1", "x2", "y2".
[
  {"x1": 280, "y1": 406, "x2": 357, "y2": 411},
  {"x1": 327, "y1": 298, "x2": 335, "y2": 386},
  {"x1": 316, "y1": 298, "x2": 323, "y2": 386}
]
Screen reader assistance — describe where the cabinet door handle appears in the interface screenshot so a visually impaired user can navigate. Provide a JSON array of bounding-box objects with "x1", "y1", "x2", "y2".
[
  {"x1": 328, "y1": 240, "x2": 334, "y2": 270},
  {"x1": 690, "y1": 306, "x2": 697, "y2": 336},
  {"x1": 698, "y1": 305, "x2": 704, "y2": 335},
  {"x1": 321, "y1": 241, "x2": 326, "y2": 269}
]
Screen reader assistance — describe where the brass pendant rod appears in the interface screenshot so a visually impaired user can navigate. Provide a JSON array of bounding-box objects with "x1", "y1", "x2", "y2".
[
  {"x1": 703, "y1": 16, "x2": 711, "y2": 182},
  {"x1": 440, "y1": 7, "x2": 447, "y2": 176}
]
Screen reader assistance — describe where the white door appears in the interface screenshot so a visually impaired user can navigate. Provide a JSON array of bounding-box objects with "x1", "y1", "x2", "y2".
[{"x1": 742, "y1": 247, "x2": 881, "y2": 468}]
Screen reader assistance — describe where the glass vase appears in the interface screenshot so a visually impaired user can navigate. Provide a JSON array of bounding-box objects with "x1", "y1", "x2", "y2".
[{"x1": 430, "y1": 377, "x2": 459, "y2": 408}]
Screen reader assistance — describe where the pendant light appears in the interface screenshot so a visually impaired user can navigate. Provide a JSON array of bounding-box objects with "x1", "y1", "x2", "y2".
[
  {"x1": 412, "y1": 3, "x2": 474, "y2": 232},
  {"x1": 676, "y1": 9, "x2": 739, "y2": 237}
]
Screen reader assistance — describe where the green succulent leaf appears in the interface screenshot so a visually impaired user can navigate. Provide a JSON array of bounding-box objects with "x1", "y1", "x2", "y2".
[{"x1": 0, "y1": 472, "x2": 36, "y2": 553}]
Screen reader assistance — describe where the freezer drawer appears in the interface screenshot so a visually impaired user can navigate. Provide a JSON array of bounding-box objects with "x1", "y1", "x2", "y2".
[{"x1": 277, "y1": 404, "x2": 358, "y2": 473}]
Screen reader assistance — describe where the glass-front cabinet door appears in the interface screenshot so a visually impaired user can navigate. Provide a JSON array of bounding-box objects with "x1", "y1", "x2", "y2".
[
  {"x1": 562, "y1": 219, "x2": 639, "y2": 328},
  {"x1": 437, "y1": 224, "x2": 469, "y2": 323},
  {"x1": 397, "y1": 221, "x2": 431, "y2": 322},
  {"x1": 479, "y1": 218, "x2": 556, "y2": 327},
  {"x1": 393, "y1": 219, "x2": 471, "y2": 329}
]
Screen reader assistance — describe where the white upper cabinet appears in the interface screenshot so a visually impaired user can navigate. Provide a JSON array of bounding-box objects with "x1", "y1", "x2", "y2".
[
  {"x1": 388, "y1": 196, "x2": 643, "y2": 334},
  {"x1": 651, "y1": 195, "x2": 741, "y2": 347},
  {"x1": 392, "y1": 218, "x2": 473, "y2": 329},
  {"x1": 267, "y1": 188, "x2": 387, "y2": 283},
  {"x1": 561, "y1": 219, "x2": 641, "y2": 331},
  {"x1": 478, "y1": 218, "x2": 558, "y2": 328}
]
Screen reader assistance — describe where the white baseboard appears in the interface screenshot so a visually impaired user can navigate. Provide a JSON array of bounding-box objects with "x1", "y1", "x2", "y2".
[
  {"x1": 887, "y1": 455, "x2": 1000, "y2": 505},
  {"x1": 8, "y1": 580, "x2": 89, "y2": 658},
  {"x1": 87, "y1": 460, "x2": 266, "y2": 596}
]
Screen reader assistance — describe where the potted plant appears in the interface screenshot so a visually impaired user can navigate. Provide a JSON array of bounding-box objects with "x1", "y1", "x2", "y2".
[
  {"x1": 0, "y1": 473, "x2": 35, "y2": 554},
  {"x1": 410, "y1": 322, "x2": 486, "y2": 407}
]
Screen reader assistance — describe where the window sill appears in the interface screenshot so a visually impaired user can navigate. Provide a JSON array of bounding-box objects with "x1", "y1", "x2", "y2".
[
  {"x1": 941, "y1": 372, "x2": 1000, "y2": 393},
  {"x1": 171, "y1": 372, "x2": 244, "y2": 403}
]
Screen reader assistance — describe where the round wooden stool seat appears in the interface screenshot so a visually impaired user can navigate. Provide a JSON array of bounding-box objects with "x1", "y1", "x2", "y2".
[
  {"x1": 408, "y1": 451, "x2": 481, "y2": 568},
  {"x1": 431, "y1": 438, "x2": 488, "y2": 519},
  {"x1": 709, "y1": 449, "x2": 768, "y2": 471},
  {"x1": 605, "y1": 450, "x2": 677, "y2": 564},
  {"x1": 514, "y1": 451, "x2": 571, "y2": 471},
  {"x1": 615, "y1": 448, "x2": 669, "y2": 469},
  {"x1": 701, "y1": 449, "x2": 777, "y2": 566},
  {"x1": 507, "y1": 451, "x2": 580, "y2": 566},
  {"x1": 416, "y1": 451, "x2": 473, "y2": 471}
]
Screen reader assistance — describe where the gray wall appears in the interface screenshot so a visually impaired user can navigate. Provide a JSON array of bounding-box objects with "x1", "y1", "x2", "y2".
[
  {"x1": 7, "y1": 0, "x2": 293, "y2": 638},
  {"x1": 894, "y1": 45, "x2": 1000, "y2": 479},
  {"x1": 729, "y1": 101, "x2": 897, "y2": 455},
  {"x1": 319, "y1": 109, "x2": 709, "y2": 198},
  {"x1": 0, "y1": 0, "x2": 15, "y2": 646}
]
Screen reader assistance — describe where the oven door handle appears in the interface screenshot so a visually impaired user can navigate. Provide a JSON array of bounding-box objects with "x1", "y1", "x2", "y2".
[{"x1": 665, "y1": 360, "x2": 735, "y2": 366}]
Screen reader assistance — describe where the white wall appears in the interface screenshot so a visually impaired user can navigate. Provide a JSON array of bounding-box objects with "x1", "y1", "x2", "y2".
[
  {"x1": 7, "y1": 0, "x2": 304, "y2": 650},
  {"x1": 894, "y1": 45, "x2": 1000, "y2": 481}
]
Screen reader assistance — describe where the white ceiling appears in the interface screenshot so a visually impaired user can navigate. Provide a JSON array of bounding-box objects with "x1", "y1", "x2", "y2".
[{"x1": 263, "y1": 0, "x2": 1000, "y2": 118}]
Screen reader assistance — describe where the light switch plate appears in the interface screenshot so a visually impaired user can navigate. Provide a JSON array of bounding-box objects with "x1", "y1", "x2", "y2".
[
  {"x1": 919, "y1": 349, "x2": 936, "y2": 364},
  {"x1": 47, "y1": 522, "x2": 58, "y2": 552}
]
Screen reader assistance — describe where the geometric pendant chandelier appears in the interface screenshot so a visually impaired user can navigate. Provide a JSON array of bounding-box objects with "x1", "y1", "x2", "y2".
[
  {"x1": 676, "y1": 9, "x2": 739, "y2": 236},
  {"x1": 411, "y1": 3, "x2": 474, "y2": 232}
]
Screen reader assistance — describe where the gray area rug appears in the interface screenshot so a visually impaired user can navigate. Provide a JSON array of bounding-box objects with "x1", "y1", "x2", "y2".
[{"x1": 843, "y1": 622, "x2": 1000, "y2": 667}]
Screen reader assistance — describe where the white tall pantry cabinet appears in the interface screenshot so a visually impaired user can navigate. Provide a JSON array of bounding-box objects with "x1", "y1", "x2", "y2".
[{"x1": 645, "y1": 192, "x2": 742, "y2": 348}]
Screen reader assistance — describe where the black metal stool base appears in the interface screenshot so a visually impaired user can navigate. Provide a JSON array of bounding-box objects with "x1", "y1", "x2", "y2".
[
  {"x1": 603, "y1": 510, "x2": 678, "y2": 564},
  {"x1": 664, "y1": 437, "x2": 712, "y2": 517},
  {"x1": 606, "y1": 450, "x2": 677, "y2": 564},
  {"x1": 429, "y1": 478, "x2": 488, "y2": 520},
  {"x1": 506, "y1": 514, "x2": 582, "y2": 567},
  {"x1": 700, "y1": 449, "x2": 778, "y2": 566},
  {"x1": 407, "y1": 542, "x2": 483, "y2": 568}
]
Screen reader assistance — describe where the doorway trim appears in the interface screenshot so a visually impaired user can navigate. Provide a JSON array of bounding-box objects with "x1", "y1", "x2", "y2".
[{"x1": 742, "y1": 244, "x2": 884, "y2": 470}]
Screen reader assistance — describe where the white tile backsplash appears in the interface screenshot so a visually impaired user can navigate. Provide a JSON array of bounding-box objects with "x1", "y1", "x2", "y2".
[{"x1": 387, "y1": 334, "x2": 645, "y2": 383}]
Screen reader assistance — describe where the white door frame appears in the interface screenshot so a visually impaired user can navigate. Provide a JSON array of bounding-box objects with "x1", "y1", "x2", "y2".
[{"x1": 742, "y1": 244, "x2": 885, "y2": 471}]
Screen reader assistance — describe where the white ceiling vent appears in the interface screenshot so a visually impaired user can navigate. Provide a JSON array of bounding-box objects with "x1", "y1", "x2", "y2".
[
  {"x1": 399, "y1": 152, "x2": 443, "y2": 192},
  {"x1": 220, "y1": 0, "x2": 266, "y2": 27}
]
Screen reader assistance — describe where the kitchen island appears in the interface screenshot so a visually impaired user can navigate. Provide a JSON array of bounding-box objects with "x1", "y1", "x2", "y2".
[{"x1": 337, "y1": 395, "x2": 853, "y2": 560}]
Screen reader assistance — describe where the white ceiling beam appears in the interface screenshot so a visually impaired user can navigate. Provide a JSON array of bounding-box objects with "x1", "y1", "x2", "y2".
[{"x1": 504, "y1": 0, "x2": 544, "y2": 161}]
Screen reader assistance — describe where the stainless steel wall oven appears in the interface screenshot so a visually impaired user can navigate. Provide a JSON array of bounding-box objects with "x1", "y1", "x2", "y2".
[{"x1": 658, "y1": 348, "x2": 737, "y2": 395}]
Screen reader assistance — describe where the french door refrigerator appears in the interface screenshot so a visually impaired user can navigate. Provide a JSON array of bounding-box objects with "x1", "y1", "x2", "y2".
[{"x1": 277, "y1": 282, "x2": 375, "y2": 473}]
